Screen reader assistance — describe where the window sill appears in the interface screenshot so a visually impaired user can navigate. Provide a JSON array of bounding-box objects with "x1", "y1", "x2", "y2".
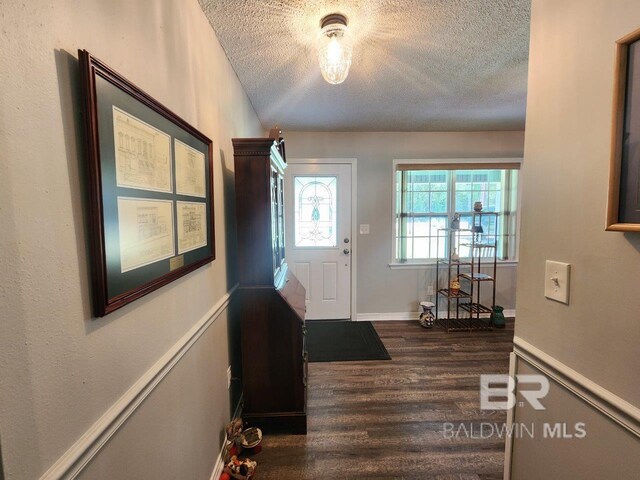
[{"x1": 388, "y1": 260, "x2": 519, "y2": 270}]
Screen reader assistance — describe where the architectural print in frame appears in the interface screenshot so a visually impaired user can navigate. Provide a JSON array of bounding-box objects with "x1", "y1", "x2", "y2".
[
  {"x1": 175, "y1": 139, "x2": 206, "y2": 197},
  {"x1": 79, "y1": 49, "x2": 215, "y2": 317},
  {"x1": 113, "y1": 106, "x2": 172, "y2": 193},
  {"x1": 117, "y1": 197, "x2": 175, "y2": 272},
  {"x1": 177, "y1": 201, "x2": 207, "y2": 254},
  {"x1": 607, "y1": 26, "x2": 640, "y2": 231}
]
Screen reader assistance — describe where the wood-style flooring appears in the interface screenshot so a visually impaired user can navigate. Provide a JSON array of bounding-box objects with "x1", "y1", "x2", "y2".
[{"x1": 254, "y1": 320, "x2": 515, "y2": 480}]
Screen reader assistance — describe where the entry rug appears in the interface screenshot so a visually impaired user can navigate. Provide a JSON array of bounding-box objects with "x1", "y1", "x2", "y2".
[{"x1": 306, "y1": 321, "x2": 391, "y2": 362}]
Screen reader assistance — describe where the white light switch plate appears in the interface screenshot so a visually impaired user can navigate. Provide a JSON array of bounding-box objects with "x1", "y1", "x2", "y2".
[
  {"x1": 545, "y1": 261, "x2": 571, "y2": 304},
  {"x1": 359, "y1": 224, "x2": 370, "y2": 235}
]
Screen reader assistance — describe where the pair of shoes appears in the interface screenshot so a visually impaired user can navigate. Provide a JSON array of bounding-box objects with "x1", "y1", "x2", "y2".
[{"x1": 223, "y1": 456, "x2": 257, "y2": 480}]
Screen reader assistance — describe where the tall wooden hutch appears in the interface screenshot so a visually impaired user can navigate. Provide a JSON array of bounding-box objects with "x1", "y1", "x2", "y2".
[{"x1": 232, "y1": 130, "x2": 307, "y2": 434}]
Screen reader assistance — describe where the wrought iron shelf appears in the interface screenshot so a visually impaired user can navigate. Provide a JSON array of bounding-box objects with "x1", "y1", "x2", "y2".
[
  {"x1": 437, "y1": 259, "x2": 472, "y2": 266},
  {"x1": 469, "y1": 316, "x2": 494, "y2": 331},
  {"x1": 436, "y1": 316, "x2": 493, "y2": 332},
  {"x1": 437, "y1": 288, "x2": 471, "y2": 299},
  {"x1": 438, "y1": 227, "x2": 473, "y2": 232},
  {"x1": 460, "y1": 243, "x2": 497, "y2": 248},
  {"x1": 460, "y1": 302, "x2": 493, "y2": 314},
  {"x1": 459, "y1": 273, "x2": 494, "y2": 282},
  {"x1": 436, "y1": 317, "x2": 471, "y2": 332}
]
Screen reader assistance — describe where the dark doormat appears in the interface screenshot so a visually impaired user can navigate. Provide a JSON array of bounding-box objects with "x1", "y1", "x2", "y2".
[{"x1": 306, "y1": 321, "x2": 391, "y2": 362}]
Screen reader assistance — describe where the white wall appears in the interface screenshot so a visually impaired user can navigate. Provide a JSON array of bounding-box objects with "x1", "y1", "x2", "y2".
[
  {"x1": 0, "y1": 1, "x2": 262, "y2": 478},
  {"x1": 510, "y1": 0, "x2": 640, "y2": 476},
  {"x1": 285, "y1": 131, "x2": 524, "y2": 316}
]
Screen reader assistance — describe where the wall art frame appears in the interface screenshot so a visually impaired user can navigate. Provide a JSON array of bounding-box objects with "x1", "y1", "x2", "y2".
[
  {"x1": 79, "y1": 49, "x2": 215, "y2": 317},
  {"x1": 607, "y1": 27, "x2": 640, "y2": 232}
]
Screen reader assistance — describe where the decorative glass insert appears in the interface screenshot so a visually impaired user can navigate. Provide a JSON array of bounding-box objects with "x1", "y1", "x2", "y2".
[{"x1": 294, "y1": 176, "x2": 337, "y2": 247}]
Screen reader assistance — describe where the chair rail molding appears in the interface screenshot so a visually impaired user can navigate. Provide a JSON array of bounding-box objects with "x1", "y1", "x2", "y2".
[
  {"x1": 513, "y1": 336, "x2": 640, "y2": 437},
  {"x1": 39, "y1": 285, "x2": 239, "y2": 480}
]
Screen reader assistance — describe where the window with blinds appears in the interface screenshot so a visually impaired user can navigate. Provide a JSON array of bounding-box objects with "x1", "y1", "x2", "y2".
[{"x1": 394, "y1": 163, "x2": 520, "y2": 262}]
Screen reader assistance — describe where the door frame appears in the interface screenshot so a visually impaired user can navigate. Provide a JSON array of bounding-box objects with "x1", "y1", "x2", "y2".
[{"x1": 287, "y1": 158, "x2": 358, "y2": 321}]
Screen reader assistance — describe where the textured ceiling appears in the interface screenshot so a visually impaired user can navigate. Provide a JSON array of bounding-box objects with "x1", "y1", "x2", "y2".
[{"x1": 199, "y1": 0, "x2": 530, "y2": 131}]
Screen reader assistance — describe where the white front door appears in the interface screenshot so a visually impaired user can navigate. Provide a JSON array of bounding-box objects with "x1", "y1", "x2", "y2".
[{"x1": 285, "y1": 163, "x2": 352, "y2": 320}]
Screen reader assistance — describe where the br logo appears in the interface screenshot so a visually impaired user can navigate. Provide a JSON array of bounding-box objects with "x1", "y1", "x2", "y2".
[{"x1": 480, "y1": 374, "x2": 550, "y2": 410}]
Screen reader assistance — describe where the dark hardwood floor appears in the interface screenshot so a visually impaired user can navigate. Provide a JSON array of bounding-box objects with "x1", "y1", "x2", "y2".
[{"x1": 254, "y1": 320, "x2": 515, "y2": 480}]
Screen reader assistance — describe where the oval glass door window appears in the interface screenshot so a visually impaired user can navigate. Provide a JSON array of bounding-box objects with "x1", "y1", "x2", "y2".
[{"x1": 294, "y1": 176, "x2": 337, "y2": 247}]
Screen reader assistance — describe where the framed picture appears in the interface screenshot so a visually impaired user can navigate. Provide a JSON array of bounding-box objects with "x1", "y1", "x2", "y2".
[
  {"x1": 607, "y1": 27, "x2": 640, "y2": 231},
  {"x1": 79, "y1": 50, "x2": 215, "y2": 316}
]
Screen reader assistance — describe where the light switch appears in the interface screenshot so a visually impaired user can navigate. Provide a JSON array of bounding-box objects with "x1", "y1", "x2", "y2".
[
  {"x1": 359, "y1": 224, "x2": 370, "y2": 235},
  {"x1": 545, "y1": 261, "x2": 571, "y2": 304}
]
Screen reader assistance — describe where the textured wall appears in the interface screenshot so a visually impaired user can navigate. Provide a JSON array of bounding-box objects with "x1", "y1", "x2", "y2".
[
  {"x1": 0, "y1": 1, "x2": 262, "y2": 478},
  {"x1": 285, "y1": 131, "x2": 525, "y2": 315},
  {"x1": 515, "y1": 0, "x2": 640, "y2": 406}
]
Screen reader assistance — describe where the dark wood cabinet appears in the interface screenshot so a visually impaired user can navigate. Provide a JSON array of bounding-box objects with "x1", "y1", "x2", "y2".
[{"x1": 233, "y1": 133, "x2": 307, "y2": 434}]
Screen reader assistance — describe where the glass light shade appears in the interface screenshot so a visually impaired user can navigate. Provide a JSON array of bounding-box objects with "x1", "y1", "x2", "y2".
[{"x1": 318, "y1": 23, "x2": 353, "y2": 85}]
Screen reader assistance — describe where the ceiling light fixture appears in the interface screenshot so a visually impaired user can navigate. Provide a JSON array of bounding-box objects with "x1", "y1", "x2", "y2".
[{"x1": 318, "y1": 13, "x2": 353, "y2": 85}]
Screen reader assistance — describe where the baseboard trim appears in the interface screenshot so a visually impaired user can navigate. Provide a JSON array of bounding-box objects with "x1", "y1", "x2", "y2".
[
  {"x1": 356, "y1": 309, "x2": 516, "y2": 321},
  {"x1": 356, "y1": 312, "x2": 419, "y2": 321},
  {"x1": 40, "y1": 285, "x2": 239, "y2": 480},
  {"x1": 513, "y1": 336, "x2": 640, "y2": 438},
  {"x1": 210, "y1": 395, "x2": 243, "y2": 480},
  {"x1": 502, "y1": 352, "x2": 518, "y2": 480},
  {"x1": 210, "y1": 444, "x2": 225, "y2": 480}
]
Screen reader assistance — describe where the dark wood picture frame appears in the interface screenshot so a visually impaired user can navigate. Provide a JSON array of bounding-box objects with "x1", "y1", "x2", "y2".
[
  {"x1": 607, "y1": 27, "x2": 640, "y2": 231},
  {"x1": 79, "y1": 50, "x2": 215, "y2": 317}
]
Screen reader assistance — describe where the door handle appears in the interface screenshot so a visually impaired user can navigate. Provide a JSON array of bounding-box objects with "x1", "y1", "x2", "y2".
[{"x1": 343, "y1": 248, "x2": 350, "y2": 255}]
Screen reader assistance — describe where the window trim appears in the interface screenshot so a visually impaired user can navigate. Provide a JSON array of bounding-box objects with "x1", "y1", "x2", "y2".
[{"x1": 390, "y1": 158, "x2": 523, "y2": 265}]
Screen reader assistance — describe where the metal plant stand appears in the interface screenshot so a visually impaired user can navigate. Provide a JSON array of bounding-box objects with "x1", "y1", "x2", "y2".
[
  {"x1": 435, "y1": 212, "x2": 499, "y2": 332},
  {"x1": 435, "y1": 227, "x2": 472, "y2": 332}
]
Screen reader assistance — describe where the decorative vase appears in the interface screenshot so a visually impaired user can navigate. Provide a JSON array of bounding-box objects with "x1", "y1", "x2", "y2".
[
  {"x1": 450, "y1": 213, "x2": 461, "y2": 230},
  {"x1": 490, "y1": 305, "x2": 506, "y2": 328},
  {"x1": 450, "y1": 279, "x2": 460, "y2": 295},
  {"x1": 451, "y1": 248, "x2": 460, "y2": 262},
  {"x1": 419, "y1": 301, "x2": 435, "y2": 329},
  {"x1": 474, "y1": 201, "x2": 483, "y2": 212}
]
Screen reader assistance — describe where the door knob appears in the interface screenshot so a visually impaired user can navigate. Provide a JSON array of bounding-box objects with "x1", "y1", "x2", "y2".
[
  {"x1": 344, "y1": 238, "x2": 350, "y2": 243},
  {"x1": 343, "y1": 248, "x2": 350, "y2": 255}
]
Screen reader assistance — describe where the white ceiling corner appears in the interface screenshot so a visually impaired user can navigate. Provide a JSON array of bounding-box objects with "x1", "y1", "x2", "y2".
[{"x1": 198, "y1": 0, "x2": 530, "y2": 131}]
